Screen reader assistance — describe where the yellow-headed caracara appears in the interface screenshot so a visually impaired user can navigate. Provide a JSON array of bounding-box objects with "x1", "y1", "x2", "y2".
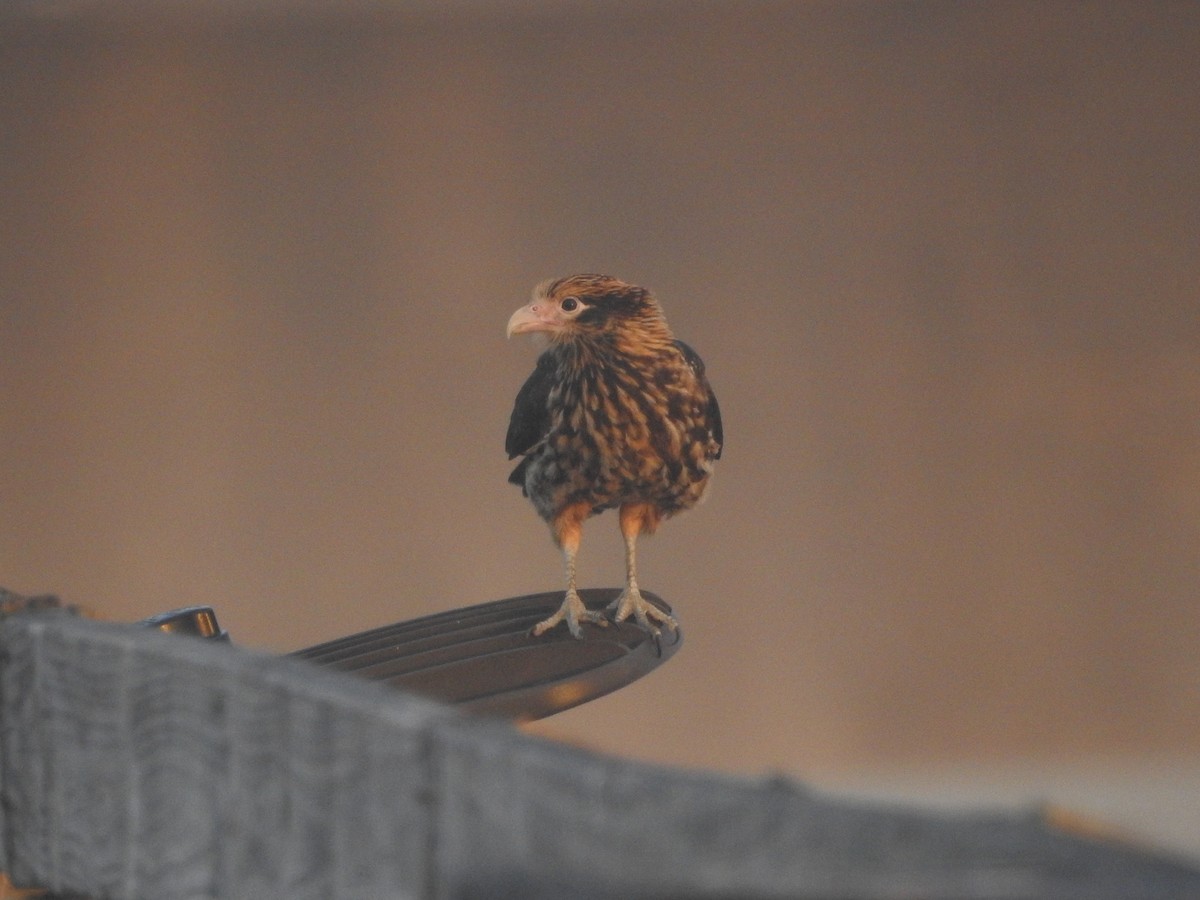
[{"x1": 506, "y1": 275, "x2": 723, "y2": 638}]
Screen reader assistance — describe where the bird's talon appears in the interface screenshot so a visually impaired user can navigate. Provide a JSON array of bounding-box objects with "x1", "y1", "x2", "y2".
[
  {"x1": 532, "y1": 590, "x2": 605, "y2": 639},
  {"x1": 608, "y1": 588, "x2": 677, "y2": 637}
]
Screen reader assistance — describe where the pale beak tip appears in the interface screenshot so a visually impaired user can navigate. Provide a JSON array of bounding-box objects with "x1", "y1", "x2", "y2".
[{"x1": 506, "y1": 305, "x2": 541, "y2": 339}]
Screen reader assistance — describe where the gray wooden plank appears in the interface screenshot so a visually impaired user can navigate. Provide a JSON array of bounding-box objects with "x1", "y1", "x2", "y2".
[
  {"x1": 2, "y1": 613, "x2": 1198, "y2": 900},
  {"x1": 0, "y1": 614, "x2": 452, "y2": 899},
  {"x1": 431, "y1": 721, "x2": 1200, "y2": 899}
]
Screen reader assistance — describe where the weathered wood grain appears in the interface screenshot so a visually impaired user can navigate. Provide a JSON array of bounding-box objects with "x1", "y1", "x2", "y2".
[
  {"x1": 1, "y1": 613, "x2": 1197, "y2": 899},
  {"x1": 0, "y1": 615, "x2": 450, "y2": 899}
]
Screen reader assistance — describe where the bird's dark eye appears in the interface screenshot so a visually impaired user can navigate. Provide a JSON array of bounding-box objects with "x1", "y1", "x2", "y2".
[{"x1": 561, "y1": 297, "x2": 579, "y2": 313}]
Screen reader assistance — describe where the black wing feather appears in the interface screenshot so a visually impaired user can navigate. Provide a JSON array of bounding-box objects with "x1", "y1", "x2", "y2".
[
  {"x1": 674, "y1": 339, "x2": 723, "y2": 460},
  {"x1": 506, "y1": 350, "x2": 556, "y2": 460}
]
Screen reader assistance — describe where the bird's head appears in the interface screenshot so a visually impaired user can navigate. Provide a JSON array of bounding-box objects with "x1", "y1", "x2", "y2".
[{"x1": 506, "y1": 274, "x2": 672, "y2": 348}]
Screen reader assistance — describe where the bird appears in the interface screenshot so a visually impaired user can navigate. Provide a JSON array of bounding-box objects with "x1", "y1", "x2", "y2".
[{"x1": 505, "y1": 274, "x2": 723, "y2": 638}]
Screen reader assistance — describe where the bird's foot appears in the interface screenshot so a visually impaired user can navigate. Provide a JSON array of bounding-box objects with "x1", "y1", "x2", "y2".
[
  {"x1": 531, "y1": 589, "x2": 608, "y2": 639},
  {"x1": 608, "y1": 587, "x2": 678, "y2": 636}
]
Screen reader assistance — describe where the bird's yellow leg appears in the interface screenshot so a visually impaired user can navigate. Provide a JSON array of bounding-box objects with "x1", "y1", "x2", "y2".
[
  {"x1": 532, "y1": 504, "x2": 607, "y2": 639},
  {"x1": 610, "y1": 503, "x2": 678, "y2": 634}
]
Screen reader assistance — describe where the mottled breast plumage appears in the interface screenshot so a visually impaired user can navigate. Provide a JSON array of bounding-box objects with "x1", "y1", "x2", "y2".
[{"x1": 507, "y1": 336, "x2": 722, "y2": 525}]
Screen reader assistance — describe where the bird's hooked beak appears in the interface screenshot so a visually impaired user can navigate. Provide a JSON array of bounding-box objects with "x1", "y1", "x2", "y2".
[{"x1": 506, "y1": 301, "x2": 560, "y2": 338}]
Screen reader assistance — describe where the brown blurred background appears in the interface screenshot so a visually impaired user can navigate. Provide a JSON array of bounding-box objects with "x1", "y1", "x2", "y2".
[{"x1": 3, "y1": 0, "x2": 1199, "y2": 858}]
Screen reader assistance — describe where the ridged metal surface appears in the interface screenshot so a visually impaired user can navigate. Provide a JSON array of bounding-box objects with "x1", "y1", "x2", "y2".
[{"x1": 289, "y1": 588, "x2": 681, "y2": 721}]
